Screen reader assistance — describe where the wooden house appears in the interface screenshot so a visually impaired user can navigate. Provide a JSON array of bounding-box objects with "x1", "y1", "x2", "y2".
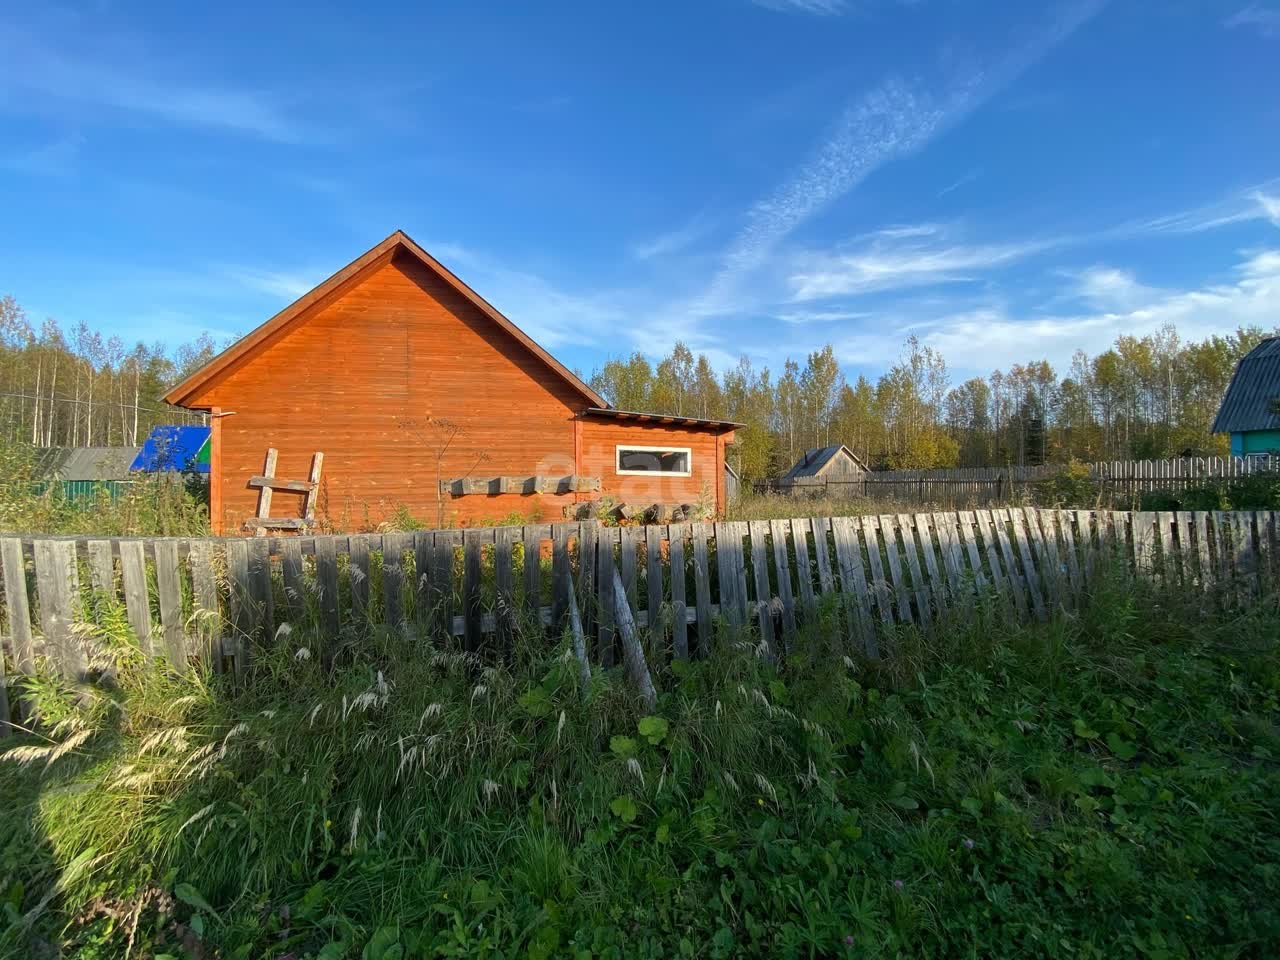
[
  {"x1": 164, "y1": 231, "x2": 738, "y2": 534},
  {"x1": 1213, "y1": 337, "x2": 1280, "y2": 458},
  {"x1": 778, "y1": 445, "x2": 868, "y2": 488},
  {"x1": 32, "y1": 446, "x2": 141, "y2": 502}
]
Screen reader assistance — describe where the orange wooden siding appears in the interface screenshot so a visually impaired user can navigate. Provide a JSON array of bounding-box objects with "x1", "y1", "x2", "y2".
[
  {"x1": 179, "y1": 243, "x2": 733, "y2": 533},
  {"x1": 189, "y1": 252, "x2": 588, "y2": 531},
  {"x1": 578, "y1": 419, "x2": 729, "y2": 512}
]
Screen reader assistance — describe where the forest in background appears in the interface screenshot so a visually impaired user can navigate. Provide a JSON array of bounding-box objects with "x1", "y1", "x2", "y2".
[
  {"x1": 0, "y1": 295, "x2": 212, "y2": 449},
  {"x1": 591, "y1": 325, "x2": 1275, "y2": 478},
  {"x1": 2, "y1": 292, "x2": 1272, "y2": 480}
]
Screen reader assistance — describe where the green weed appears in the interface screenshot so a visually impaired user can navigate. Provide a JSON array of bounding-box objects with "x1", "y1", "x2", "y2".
[{"x1": 1, "y1": 580, "x2": 1278, "y2": 958}]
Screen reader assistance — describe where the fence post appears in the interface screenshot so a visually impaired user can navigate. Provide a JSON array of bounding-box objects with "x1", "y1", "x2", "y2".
[{"x1": 0, "y1": 539, "x2": 35, "y2": 726}]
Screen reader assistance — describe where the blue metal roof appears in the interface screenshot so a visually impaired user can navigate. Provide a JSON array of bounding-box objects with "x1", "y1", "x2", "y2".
[
  {"x1": 1212, "y1": 337, "x2": 1280, "y2": 434},
  {"x1": 130, "y1": 425, "x2": 211, "y2": 473}
]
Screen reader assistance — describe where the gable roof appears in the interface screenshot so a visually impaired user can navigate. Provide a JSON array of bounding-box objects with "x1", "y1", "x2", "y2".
[
  {"x1": 34, "y1": 446, "x2": 141, "y2": 481},
  {"x1": 781, "y1": 444, "x2": 868, "y2": 481},
  {"x1": 164, "y1": 230, "x2": 607, "y2": 409},
  {"x1": 1212, "y1": 337, "x2": 1280, "y2": 435},
  {"x1": 583, "y1": 407, "x2": 741, "y2": 432}
]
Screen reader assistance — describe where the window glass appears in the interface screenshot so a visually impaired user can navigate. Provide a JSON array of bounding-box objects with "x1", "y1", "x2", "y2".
[{"x1": 616, "y1": 446, "x2": 691, "y2": 475}]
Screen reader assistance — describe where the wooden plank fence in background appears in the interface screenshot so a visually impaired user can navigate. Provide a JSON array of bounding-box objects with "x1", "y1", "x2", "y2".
[
  {"x1": 1, "y1": 508, "x2": 1277, "y2": 733},
  {"x1": 757, "y1": 454, "x2": 1280, "y2": 507}
]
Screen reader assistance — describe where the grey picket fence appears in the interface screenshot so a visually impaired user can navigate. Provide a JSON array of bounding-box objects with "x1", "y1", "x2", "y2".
[
  {"x1": 1, "y1": 508, "x2": 1277, "y2": 734},
  {"x1": 758, "y1": 455, "x2": 1280, "y2": 507}
]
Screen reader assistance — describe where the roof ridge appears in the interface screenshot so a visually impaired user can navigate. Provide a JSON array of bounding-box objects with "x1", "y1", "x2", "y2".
[{"x1": 163, "y1": 231, "x2": 606, "y2": 410}]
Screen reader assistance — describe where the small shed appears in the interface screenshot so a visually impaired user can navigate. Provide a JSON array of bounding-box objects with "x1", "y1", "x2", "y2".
[
  {"x1": 780, "y1": 445, "x2": 868, "y2": 485},
  {"x1": 1212, "y1": 337, "x2": 1280, "y2": 457},
  {"x1": 32, "y1": 446, "x2": 141, "y2": 501}
]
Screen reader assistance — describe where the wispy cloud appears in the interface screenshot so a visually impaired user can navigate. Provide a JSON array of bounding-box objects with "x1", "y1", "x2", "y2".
[
  {"x1": 429, "y1": 243, "x2": 629, "y2": 349},
  {"x1": 834, "y1": 249, "x2": 1280, "y2": 374},
  {"x1": 1068, "y1": 265, "x2": 1159, "y2": 310},
  {"x1": 0, "y1": 23, "x2": 303, "y2": 141},
  {"x1": 1, "y1": 133, "x2": 83, "y2": 177},
  {"x1": 631, "y1": 214, "x2": 715, "y2": 262},
  {"x1": 1225, "y1": 4, "x2": 1280, "y2": 36},
  {"x1": 751, "y1": 0, "x2": 848, "y2": 15},
  {"x1": 225, "y1": 267, "x2": 321, "y2": 301},
  {"x1": 937, "y1": 168, "x2": 982, "y2": 198},
  {"x1": 1256, "y1": 190, "x2": 1280, "y2": 227},
  {"x1": 786, "y1": 224, "x2": 1054, "y2": 299},
  {"x1": 1126, "y1": 181, "x2": 1280, "y2": 235},
  {"x1": 776, "y1": 308, "x2": 873, "y2": 325},
  {"x1": 693, "y1": 1, "x2": 1105, "y2": 317}
]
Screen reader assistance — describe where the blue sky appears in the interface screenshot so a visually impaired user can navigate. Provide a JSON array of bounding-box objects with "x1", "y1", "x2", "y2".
[{"x1": 1, "y1": 0, "x2": 1278, "y2": 383}]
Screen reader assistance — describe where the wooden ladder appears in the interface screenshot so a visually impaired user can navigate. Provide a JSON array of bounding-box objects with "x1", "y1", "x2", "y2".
[{"x1": 245, "y1": 447, "x2": 324, "y2": 535}]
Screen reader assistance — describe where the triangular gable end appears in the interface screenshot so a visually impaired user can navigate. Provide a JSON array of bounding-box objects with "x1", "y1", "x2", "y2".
[{"x1": 163, "y1": 230, "x2": 606, "y2": 410}]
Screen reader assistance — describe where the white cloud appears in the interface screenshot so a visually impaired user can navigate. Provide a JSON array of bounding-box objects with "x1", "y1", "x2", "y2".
[
  {"x1": 693, "y1": 1, "x2": 1105, "y2": 318},
  {"x1": 1255, "y1": 190, "x2": 1280, "y2": 227},
  {"x1": 429, "y1": 243, "x2": 629, "y2": 349},
  {"x1": 226, "y1": 268, "x2": 321, "y2": 301},
  {"x1": 1069, "y1": 265, "x2": 1158, "y2": 310},
  {"x1": 751, "y1": 0, "x2": 848, "y2": 14},
  {"x1": 1, "y1": 133, "x2": 83, "y2": 177},
  {"x1": 698, "y1": 78, "x2": 951, "y2": 314},
  {"x1": 1240, "y1": 249, "x2": 1280, "y2": 277},
  {"x1": 842, "y1": 249, "x2": 1280, "y2": 375},
  {"x1": 1225, "y1": 4, "x2": 1280, "y2": 36},
  {"x1": 631, "y1": 215, "x2": 714, "y2": 261},
  {"x1": 776, "y1": 308, "x2": 873, "y2": 325},
  {"x1": 0, "y1": 24, "x2": 301, "y2": 141},
  {"x1": 1125, "y1": 182, "x2": 1280, "y2": 235},
  {"x1": 787, "y1": 225, "x2": 1052, "y2": 299},
  {"x1": 937, "y1": 169, "x2": 982, "y2": 197}
]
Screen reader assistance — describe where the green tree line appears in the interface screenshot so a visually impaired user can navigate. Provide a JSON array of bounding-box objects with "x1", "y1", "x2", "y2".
[
  {"x1": 0, "y1": 295, "x2": 213, "y2": 448},
  {"x1": 4, "y1": 292, "x2": 1269, "y2": 479},
  {"x1": 589, "y1": 324, "x2": 1275, "y2": 479}
]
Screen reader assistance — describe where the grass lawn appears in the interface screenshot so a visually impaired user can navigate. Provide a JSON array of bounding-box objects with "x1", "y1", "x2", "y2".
[{"x1": 1, "y1": 576, "x2": 1278, "y2": 959}]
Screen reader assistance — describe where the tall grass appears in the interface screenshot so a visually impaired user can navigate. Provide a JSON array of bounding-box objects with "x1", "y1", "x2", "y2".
[
  {"x1": 0, "y1": 440, "x2": 209, "y2": 537},
  {"x1": 727, "y1": 490, "x2": 995, "y2": 521},
  {"x1": 2, "y1": 573, "x2": 1278, "y2": 958}
]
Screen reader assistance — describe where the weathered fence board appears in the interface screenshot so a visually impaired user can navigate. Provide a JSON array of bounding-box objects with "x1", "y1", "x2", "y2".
[
  {"x1": 755, "y1": 454, "x2": 1280, "y2": 507},
  {"x1": 691, "y1": 523, "x2": 712, "y2": 652},
  {"x1": 3, "y1": 508, "x2": 1278, "y2": 725},
  {"x1": 155, "y1": 540, "x2": 188, "y2": 668},
  {"x1": 33, "y1": 540, "x2": 83, "y2": 678},
  {"x1": 790, "y1": 518, "x2": 816, "y2": 618},
  {"x1": 669, "y1": 527, "x2": 688, "y2": 660},
  {"x1": 747, "y1": 520, "x2": 775, "y2": 655}
]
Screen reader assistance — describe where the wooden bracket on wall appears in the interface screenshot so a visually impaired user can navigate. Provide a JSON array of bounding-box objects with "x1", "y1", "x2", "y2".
[
  {"x1": 244, "y1": 448, "x2": 325, "y2": 535},
  {"x1": 439, "y1": 474, "x2": 601, "y2": 497}
]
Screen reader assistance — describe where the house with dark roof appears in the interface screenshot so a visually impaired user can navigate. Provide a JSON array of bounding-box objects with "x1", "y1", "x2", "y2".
[
  {"x1": 779, "y1": 445, "x2": 868, "y2": 486},
  {"x1": 1213, "y1": 337, "x2": 1280, "y2": 458},
  {"x1": 31, "y1": 446, "x2": 142, "y2": 502}
]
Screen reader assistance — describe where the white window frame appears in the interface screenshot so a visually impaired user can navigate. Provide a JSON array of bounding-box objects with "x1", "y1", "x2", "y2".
[{"x1": 615, "y1": 444, "x2": 693, "y2": 477}]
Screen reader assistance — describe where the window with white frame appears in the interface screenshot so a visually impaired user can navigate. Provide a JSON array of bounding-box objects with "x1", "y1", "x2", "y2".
[{"x1": 615, "y1": 445, "x2": 692, "y2": 476}]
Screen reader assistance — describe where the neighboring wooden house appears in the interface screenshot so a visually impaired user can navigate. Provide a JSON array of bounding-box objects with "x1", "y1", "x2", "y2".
[
  {"x1": 32, "y1": 446, "x2": 141, "y2": 501},
  {"x1": 779, "y1": 445, "x2": 868, "y2": 488},
  {"x1": 1213, "y1": 337, "x2": 1280, "y2": 458},
  {"x1": 164, "y1": 231, "x2": 739, "y2": 534}
]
